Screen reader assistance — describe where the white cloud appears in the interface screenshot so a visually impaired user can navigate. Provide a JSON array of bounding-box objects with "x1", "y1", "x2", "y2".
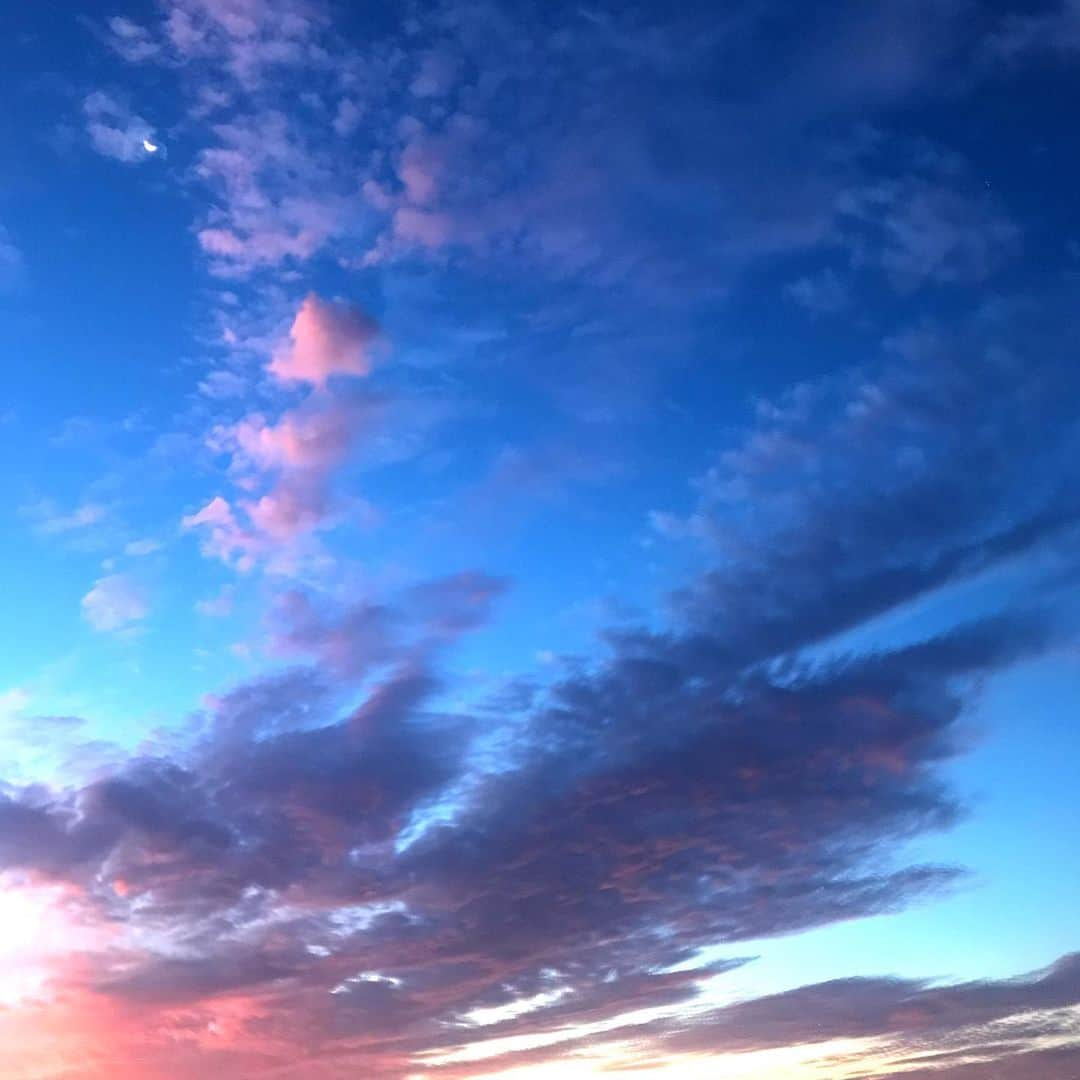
[
  {"x1": 22, "y1": 500, "x2": 108, "y2": 536},
  {"x1": 0, "y1": 226, "x2": 23, "y2": 292},
  {"x1": 83, "y1": 91, "x2": 159, "y2": 163},
  {"x1": 196, "y1": 585, "x2": 235, "y2": 617},
  {"x1": 81, "y1": 574, "x2": 149, "y2": 633},
  {"x1": 0, "y1": 688, "x2": 30, "y2": 721},
  {"x1": 124, "y1": 538, "x2": 162, "y2": 557},
  {"x1": 197, "y1": 369, "x2": 247, "y2": 400},
  {"x1": 106, "y1": 15, "x2": 162, "y2": 62}
]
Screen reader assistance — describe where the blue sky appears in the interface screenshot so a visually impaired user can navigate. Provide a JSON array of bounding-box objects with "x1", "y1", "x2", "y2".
[{"x1": 0, "y1": 1, "x2": 1079, "y2": 1077}]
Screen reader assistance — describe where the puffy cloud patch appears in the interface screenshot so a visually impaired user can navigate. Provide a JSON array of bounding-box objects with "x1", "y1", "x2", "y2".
[
  {"x1": 268, "y1": 294, "x2": 380, "y2": 388},
  {"x1": 185, "y1": 294, "x2": 384, "y2": 570},
  {"x1": 80, "y1": 574, "x2": 149, "y2": 633},
  {"x1": 82, "y1": 91, "x2": 159, "y2": 163}
]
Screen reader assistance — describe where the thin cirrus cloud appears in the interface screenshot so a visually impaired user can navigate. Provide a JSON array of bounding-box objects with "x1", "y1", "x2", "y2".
[
  {"x1": 123, "y1": 538, "x2": 162, "y2": 557},
  {"x1": 22, "y1": 500, "x2": 108, "y2": 536}
]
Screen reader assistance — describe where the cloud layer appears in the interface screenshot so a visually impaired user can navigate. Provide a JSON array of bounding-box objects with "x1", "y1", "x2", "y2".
[
  {"x1": 6, "y1": 301, "x2": 1080, "y2": 1074},
  {"x1": 4, "y1": 0, "x2": 1080, "y2": 1076}
]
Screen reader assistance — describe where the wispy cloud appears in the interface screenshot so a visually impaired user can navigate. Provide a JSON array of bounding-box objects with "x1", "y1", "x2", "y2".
[
  {"x1": 82, "y1": 91, "x2": 159, "y2": 163},
  {"x1": 22, "y1": 500, "x2": 108, "y2": 536},
  {"x1": 80, "y1": 573, "x2": 148, "y2": 632},
  {"x1": 0, "y1": 226, "x2": 23, "y2": 292}
]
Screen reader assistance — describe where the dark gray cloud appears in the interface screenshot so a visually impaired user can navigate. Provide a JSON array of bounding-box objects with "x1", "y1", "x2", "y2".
[
  {"x1": 660, "y1": 952, "x2": 1080, "y2": 1056},
  {"x1": 662, "y1": 315, "x2": 1080, "y2": 665}
]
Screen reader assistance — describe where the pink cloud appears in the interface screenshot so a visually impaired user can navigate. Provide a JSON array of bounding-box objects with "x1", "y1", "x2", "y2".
[
  {"x1": 392, "y1": 207, "x2": 454, "y2": 250},
  {"x1": 397, "y1": 139, "x2": 444, "y2": 205},
  {"x1": 193, "y1": 115, "x2": 352, "y2": 275},
  {"x1": 268, "y1": 294, "x2": 380, "y2": 388},
  {"x1": 185, "y1": 323, "x2": 383, "y2": 570},
  {"x1": 242, "y1": 474, "x2": 330, "y2": 541},
  {"x1": 232, "y1": 406, "x2": 358, "y2": 470},
  {"x1": 163, "y1": 0, "x2": 324, "y2": 86},
  {"x1": 197, "y1": 228, "x2": 248, "y2": 259},
  {"x1": 182, "y1": 495, "x2": 235, "y2": 530},
  {"x1": 197, "y1": 219, "x2": 330, "y2": 273},
  {"x1": 182, "y1": 497, "x2": 259, "y2": 572}
]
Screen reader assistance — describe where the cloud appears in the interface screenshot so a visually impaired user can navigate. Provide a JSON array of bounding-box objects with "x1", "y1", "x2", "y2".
[
  {"x1": 192, "y1": 110, "x2": 356, "y2": 276},
  {"x1": 229, "y1": 403, "x2": 362, "y2": 470},
  {"x1": 350, "y1": 2, "x2": 984, "y2": 300},
  {"x1": 197, "y1": 369, "x2": 247, "y2": 399},
  {"x1": 182, "y1": 495, "x2": 257, "y2": 571},
  {"x1": 15, "y1": 3, "x2": 1080, "y2": 1075},
  {"x1": 22, "y1": 500, "x2": 108, "y2": 536},
  {"x1": 268, "y1": 294, "x2": 380, "y2": 388},
  {"x1": 101, "y1": 5, "x2": 370, "y2": 277},
  {"x1": 985, "y1": 0, "x2": 1080, "y2": 62},
  {"x1": 242, "y1": 473, "x2": 333, "y2": 541},
  {"x1": 838, "y1": 168, "x2": 1020, "y2": 290},
  {"x1": 646, "y1": 953, "x2": 1080, "y2": 1077},
  {"x1": 0, "y1": 611, "x2": 1052, "y2": 1073},
  {"x1": 96, "y1": 0, "x2": 980, "y2": 302},
  {"x1": 182, "y1": 494, "x2": 234, "y2": 532},
  {"x1": 185, "y1": 294, "x2": 387, "y2": 571},
  {"x1": 165, "y1": 0, "x2": 328, "y2": 85},
  {"x1": 124, "y1": 538, "x2": 162, "y2": 557},
  {"x1": 196, "y1": 584, "x2": 236, "y2": 617},
  {"x1": 658, "y1": 322, "x2": 1080, "y2": 666},
  {"x1": 332, "y1": 97, "x2": 362, "y2": 137},
  {"x1": 82, "y1": 91, "x2": 159, "y2": 163},
  {"x1": 5, "y1": 306, "x2": 1077, "y2": 1073},
  {"x1": 188, "y1": 406, "x2": 370, "y2": 563},
  {"x1": 171, "y1": 303, "x2": 1072, "y2": 1068},
  {"x1": 80, "y1": 574, "x2": 149, "y2": 633},
  {"x1": 0, "y1": 226, "x2": 23, "y2": 292},
  {"x1": 269, "y1": 572, "x2": 507, "y2": 679},
  {"x1": 410, "y1": 48, "x2": 463, "y2": 98},
  {"x1": 452, "y1": 952, "x2": 1080, "y2": 1077},
  {"x1": 785, "y1": 267, "x2": 850, "y2": 316},
  {"x1": 105, "y1": 15, "x2": 162, "y2": 62}
]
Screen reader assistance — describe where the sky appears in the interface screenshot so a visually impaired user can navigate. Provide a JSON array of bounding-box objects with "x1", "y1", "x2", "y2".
[{"x1": 0, "y1": 0, "x2": 1079, "y2": 1076}]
